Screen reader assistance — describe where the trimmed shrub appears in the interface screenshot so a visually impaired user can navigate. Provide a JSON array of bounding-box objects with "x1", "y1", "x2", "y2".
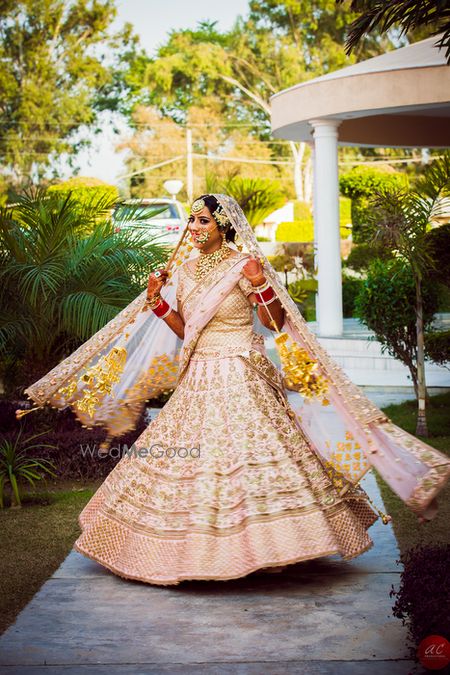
[
  {"x1": 277, "y1": 201, "x2": 314, "y2": 241},
  {"x1": 390, "y1": 544, "x2": 450, "y2": 664},
  {"x1": 340, "y1": 195, "x2": 352, "y2": 237},
  {"x1": 276, "y1": 219, "x2": 313, "y2": 242},
  {"x1": 340, "y1": 166, "x2": 407, "y2": 244},
  {"x1": 278, "y1": 198, "x2": 352, "y2": 242},
  {"x1": 342, "y1": 274, "x2": 364, "y2": 318},
  {"x1": 48, "y1": 176, "x2": 119, "y2": 205}
]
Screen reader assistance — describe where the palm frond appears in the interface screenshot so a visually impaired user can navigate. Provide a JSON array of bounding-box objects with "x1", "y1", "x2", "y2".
[{"x1": 338, "y1": 0, "x2": 450, "y2": 62}]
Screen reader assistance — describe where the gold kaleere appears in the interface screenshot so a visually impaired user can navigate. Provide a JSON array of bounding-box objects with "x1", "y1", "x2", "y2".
[
  {"x1": 274, "y1": 332, "x2": 329, "y2": 404},
  {"x1": 254, "y1": 287, "x2": 328, "y2": 404},
  {"x1": 248, "y1": 257, "x2": 329, "y2": 405}
]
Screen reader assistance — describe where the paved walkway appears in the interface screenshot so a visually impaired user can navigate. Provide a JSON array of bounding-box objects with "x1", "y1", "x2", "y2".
[{"x1": 0, "y1": 470, "x2": 418, "y2": 674}]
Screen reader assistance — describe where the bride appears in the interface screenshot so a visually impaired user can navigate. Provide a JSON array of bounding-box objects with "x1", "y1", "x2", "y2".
[{"x1": 21, "y1": 194, "x2": 450, "y2": 586}]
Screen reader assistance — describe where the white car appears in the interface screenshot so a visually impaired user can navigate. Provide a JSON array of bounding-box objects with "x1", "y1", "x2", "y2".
[{"x1": 112, "y1": 198, "x2": 188, "y2": 246}]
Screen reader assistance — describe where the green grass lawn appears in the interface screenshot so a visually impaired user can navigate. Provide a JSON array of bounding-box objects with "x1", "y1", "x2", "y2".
[
  {"x1": 0, "y1": 479, "x2": 101, "y2": 635},
  {"x1": 375, "y1": 391, "x2": 450, "y2": 554}
]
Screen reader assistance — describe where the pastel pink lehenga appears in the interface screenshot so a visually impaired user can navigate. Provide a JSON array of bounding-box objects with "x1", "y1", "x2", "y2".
[
  {"x1": 23, "y1": 194, "x2": 450, "y2": 586},
  {"x1": 73, "y1": 251, "x2": 380, "y2": 585}
]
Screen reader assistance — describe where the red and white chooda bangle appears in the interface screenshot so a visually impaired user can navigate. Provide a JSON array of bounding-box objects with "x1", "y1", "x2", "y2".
[
  {"x1": 152, "y1": 297, "x2": 172, "y2": 318},
  {"x1": 253, "y1": 279, "x2": 277, "y2": 305}
]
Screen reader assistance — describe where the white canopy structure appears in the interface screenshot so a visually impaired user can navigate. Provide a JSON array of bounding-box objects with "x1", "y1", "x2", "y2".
[{"x1": 270, "y1": 35, "x2": 450, "y2": 336}]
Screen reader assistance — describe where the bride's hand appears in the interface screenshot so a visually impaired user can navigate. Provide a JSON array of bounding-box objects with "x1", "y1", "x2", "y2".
[
  {"x1": 242, "y1": 257, "x2": 266, "y2": 286},
  {"x1": 147, "y1": 268, "x2": 168, "y2": 298}
]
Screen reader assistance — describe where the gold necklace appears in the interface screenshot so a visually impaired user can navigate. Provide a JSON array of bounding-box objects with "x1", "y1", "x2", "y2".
[{"x1": 194, "y1": 237, "x2": 232, "y2": 281}]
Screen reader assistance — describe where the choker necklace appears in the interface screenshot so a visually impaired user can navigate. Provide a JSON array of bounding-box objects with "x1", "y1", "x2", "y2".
[{"x1": 195, "y1": 237, "x2": 231, "y2": 281}]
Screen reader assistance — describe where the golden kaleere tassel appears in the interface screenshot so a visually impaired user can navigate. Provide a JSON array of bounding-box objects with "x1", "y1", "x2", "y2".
[
  {"x1": 255, "y1": 269, "x2": 329, "y2": 405},
  {"x1": 274, "y1": 332, "x2": 329, "y2": 404}
]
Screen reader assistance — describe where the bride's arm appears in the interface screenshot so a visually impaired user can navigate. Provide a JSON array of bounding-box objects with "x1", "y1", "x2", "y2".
[
  {"x1": 241, "y1": 257, "x2": 285, "y2": 331},
  {"x1": 160, "y1": 302, "x2": 185, "y2": 340},
  {"x1": 146, "y1": 269, "x2": 185, "y2": 339},
  {"x1": 247, "y1": 291, "x2": 285, "y2": 331}
]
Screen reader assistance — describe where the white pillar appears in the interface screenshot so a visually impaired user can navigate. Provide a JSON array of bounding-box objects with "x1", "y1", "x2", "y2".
[{"x1": 309, "y1": 118, "x2": 343, "y2": 336}]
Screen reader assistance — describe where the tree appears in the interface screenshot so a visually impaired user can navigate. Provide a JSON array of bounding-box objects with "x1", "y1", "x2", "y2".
[
  {"x1": 0, "y1": 188, "x2": 169, "y2": 392},
  {"x1": 363, "y1": 153, "x2": 450, "y2": 436},
  {"x1": 355, "y1": 259, "x2": 439, "y2": 420},
  {"x1": 141, "y1": 4, "x2": 393, "y2": 201},
  {"x1": 338, "y1": 0, "x2": 450, "y2": 63},
  {"x1": 118, "y1": 103, "x2": 283, "y2": 200},
  {"x1": 206, "y1": 175, "x2": 286, "y2": 226},
  {"x1": 116, "y1": 106, "x2": 187, "y2": 198},
  {"x1": 0, "y1": 0, "x2": 141, "y2": 186}
]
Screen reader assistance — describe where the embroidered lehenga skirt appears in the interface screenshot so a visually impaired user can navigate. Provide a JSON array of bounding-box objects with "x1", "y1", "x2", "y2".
[{"x1": 73, "y1": 261, "x2": 379, "y2": 585}]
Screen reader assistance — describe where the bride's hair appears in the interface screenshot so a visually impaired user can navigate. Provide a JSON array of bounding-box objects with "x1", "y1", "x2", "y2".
[{"x1": 195, "y1": 194, "x2": 237, "y2": 243}]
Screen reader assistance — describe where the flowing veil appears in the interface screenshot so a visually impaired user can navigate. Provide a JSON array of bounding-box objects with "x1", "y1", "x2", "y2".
[{"x1": 20, "y1": 194, "x2": 450, "y2": 520}]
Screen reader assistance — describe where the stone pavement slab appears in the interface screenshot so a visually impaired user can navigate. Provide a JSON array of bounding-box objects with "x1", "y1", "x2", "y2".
[{"x1": 0, "y1": 472, "x2": 422, "y2": 674}]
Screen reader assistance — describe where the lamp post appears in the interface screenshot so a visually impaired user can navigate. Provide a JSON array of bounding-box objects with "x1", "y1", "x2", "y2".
[{"x1": 163, "y1": 180, "x2": 183, "y2": 201}]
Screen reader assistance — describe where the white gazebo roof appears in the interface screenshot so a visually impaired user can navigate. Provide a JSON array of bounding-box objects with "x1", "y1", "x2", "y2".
[{"x1": 270, "y1": 35, "x2": 450, "y2": 147}]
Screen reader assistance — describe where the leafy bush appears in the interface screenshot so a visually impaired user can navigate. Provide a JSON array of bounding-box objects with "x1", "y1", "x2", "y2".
[
  {"x1": 425, "y1": 329, "x2": 450, "y2": 367},
  {"x1": 343, "y1": 242, "x2": 394, "y2": 272},
  {"x1": 342, "y1": 274, "x2": 364, "y2": 318},
  {"x1": 436, "y1": 283, "x2": 450, "y2": 312},
  {"x1": 0, "y1": 188, "x2": 169, "y2": 393},
  {"x1": 288, "y1": 279, "x2": 317, "y2": 321},
  {"x1": 390, "y1": 544, "x2": 450, "y2": 663},
  {"x1": 340, "y1": 166, "x2": 407, "y2": 244},
  {"x1": 0, "y1": 428, "x2": 58, "y2": 507},
  {"x1": 48, "y1": 176, "x2": 119, "y2": 204},
  {"x1": 425, "y1": 224, "x2": 450, "y2": 287},
  {"x1": 355, "y1": 258, "x2": 439, "y2": 394},
  {"x1": 0, "y1": 399, "x2": 149, "y2": 481}
]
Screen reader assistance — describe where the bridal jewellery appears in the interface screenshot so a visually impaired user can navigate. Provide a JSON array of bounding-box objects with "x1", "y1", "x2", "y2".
[
  {"x1": 247, "y1": 272, "x2": 330, "y2": 404},
  {"x1": 191, "y1": 198, "x2": 206, "y2": 213},
  {"x1": 191, "y1": 198, "x2": 230, "y2": 233},
  {"x1": 194, "y1": 236, "x2": 232, "y2": 282}
]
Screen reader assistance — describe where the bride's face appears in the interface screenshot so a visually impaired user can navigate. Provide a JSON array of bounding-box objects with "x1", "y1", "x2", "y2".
[{"x1": 187, "y1": 206, "x2": 222, "y2": 250}]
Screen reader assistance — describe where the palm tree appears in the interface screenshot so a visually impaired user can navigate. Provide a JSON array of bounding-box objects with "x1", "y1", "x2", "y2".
[
  {"x1": 366, "y1": 153, "x2": 450, "y2": 436},
  {"x1": 206, "y1": 174, "x2": 286, "y2": 227},
  {"x1": 338, "y1": 1, "x2": 450, "y2": 62},
  {"x1": 0, "y1": 188, "x2": 170, "y2": 394}
]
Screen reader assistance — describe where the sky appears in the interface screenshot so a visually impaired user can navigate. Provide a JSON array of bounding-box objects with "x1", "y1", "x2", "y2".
[{"x1": 70, "y1": 0, "x2": 250, "y2": 185}]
